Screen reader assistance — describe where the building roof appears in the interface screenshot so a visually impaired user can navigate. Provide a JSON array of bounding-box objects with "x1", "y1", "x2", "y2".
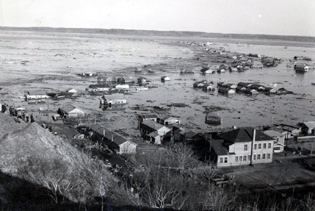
[
  {"x1": 295, "y1": 63, "x2": 307, "y2": 68},
  {"x1": 141, "y1": 120, "x2": 166, "y2": 131},
  {"x1": 263, "y1": 130, "x2": 284, "y2": 138},
  {"x1": 219, "y1": 128, "x2": 274, "y2": 145},
  {"x1": 303, "y1": 121, "x2": 315, "y2": 129},
  {"x1": 179, "y1": 130, "x2": 199, "y2": 139},
  {"x1": 148, "y1": 131, "x2": 159, "y2": 138},
  {"x1": 62, "y1": 104, "x2": 77, "y2": 113},
  {"x1": 210, "y1": 139, "x2": 229, "y2": 156},
  {"x1": 89, "y1": 123, "x2": 134, "y2": 146},
  {"x1": 89, "y1": 84, "x2": 110, "y2": 88},
  {"x1": 140, "y1": 113, "x2": 158, "y2": 119},
  {"x1": 27, "y1": 90, "x2": 47, "y2": 95},
  {"x1": 164, "y1": 117, "x2": 180, "y2": 122}
]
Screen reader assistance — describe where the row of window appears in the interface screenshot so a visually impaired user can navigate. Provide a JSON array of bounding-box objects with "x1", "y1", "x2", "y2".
[
  {"x1": 235, "y1": 155, "x2": 250, "y2": 162},
  {"x1": 253, "y1": 153, "x2": 271, "y2": 160},
  {"x1": 219, "y1": 153, "x2": 272, "y2": 164},
  {"x1": 254, "y1": 142, "x2": 272, "y2": 150},
  {"x1": 219, "y1": 157, "x2": 228, "y2": 163}
]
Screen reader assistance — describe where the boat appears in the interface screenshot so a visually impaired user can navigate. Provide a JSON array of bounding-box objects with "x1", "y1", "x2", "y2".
[{"x1": 311, "y1": 83, "x2": 315, "y2": 86}]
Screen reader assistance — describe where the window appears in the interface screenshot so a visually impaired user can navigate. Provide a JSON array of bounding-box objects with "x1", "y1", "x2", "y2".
[
  {"x1": 243, "y1": 156, "x2": 247, "y2": 161},
  {"x1": 274, "y1": 146, "x2": 281, "y2": 150},
  {"x1": 268, "y1": 143, "x2": 272, "y2": 148},
  {"x1": 267, "y1": 153, "x2": 271, "y2": 159},
  {"x1": 263, "y1": 143, "x2": 266, "y2": 149},
  {"x1": 235, "y1": 156, "x2": 238, "y2": 162},
  {"x1": 262, "y1": 154, "x2": 266, "y2": 159},
  {"x1": 224, "y1": 157, "x2": 228, "y2": 163},
  {"x1": 254, "y1": 154, "x2": 256, "y2": 160},
  {"x1": 248, "y1": 155, "x2": 251, "y2": 161},
  {"x1": 258, "y1": 144, "x2": 261, "y2": 149},
  {"x1": 220, "y1": 157, "x2": 223, "y2": 163},
  {"x1": 254, "y1": 144, "x2": 257, "y2": 150},
  {"x1": 244, "y1": 144, "x2": 248, "y2": 151},
  {"x1": 257, "y1": 154, "x2": 261, "y2": 159},
  {"x1": 239, "y1": 156, "x2": 242, "y2": 161}
]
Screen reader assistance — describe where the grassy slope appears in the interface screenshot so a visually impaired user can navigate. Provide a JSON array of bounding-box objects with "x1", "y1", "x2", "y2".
[{"x1": 0, "y1": 113, "x2": 127, "y2": 204}]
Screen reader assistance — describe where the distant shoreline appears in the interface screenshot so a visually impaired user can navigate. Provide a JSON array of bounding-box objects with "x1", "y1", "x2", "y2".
[
  {"x1": 1, "y1": 28, "x2": 314, "y2": 49},
  {"x1": 1, "y1": 26, "x2": 315, "y2": 43}
]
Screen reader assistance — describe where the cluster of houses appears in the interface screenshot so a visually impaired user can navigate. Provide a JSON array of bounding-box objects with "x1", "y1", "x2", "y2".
[
  {"x1": 193, "y1": 80, "x2": 293, "y2": 96},
  {"x1": 136, "y1": 111, "x2": 286, "y2": 167},
  {"x1": 217, "y1": 82, "x2": 293, "y2": 96},
  {"x1": 193, "y1": 80, "x2": 216, "y2": 92}
]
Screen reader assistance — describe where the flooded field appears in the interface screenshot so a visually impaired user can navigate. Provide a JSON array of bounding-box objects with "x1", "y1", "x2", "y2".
[{"x1": 1, "y1": 31, "x2": 315, "y2": 134}]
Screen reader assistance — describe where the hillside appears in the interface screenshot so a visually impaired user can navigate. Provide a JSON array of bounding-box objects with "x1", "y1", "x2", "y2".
[
  {"x1": 1, "y1": 26, "x2": 315, "y2": 42},
  {"x1": 0, "y1": 113, "x2": 127, "y2": 204}
]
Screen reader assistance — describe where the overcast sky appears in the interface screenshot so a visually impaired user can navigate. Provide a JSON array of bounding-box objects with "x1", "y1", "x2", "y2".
[{"x1": 1, "y1": 0, "x2": 315, "y2": 36}]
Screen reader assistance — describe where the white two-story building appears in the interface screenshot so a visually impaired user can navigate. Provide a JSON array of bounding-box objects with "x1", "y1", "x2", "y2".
[{"x1": 210, "y1": 128, "x2": 274, "y2": 168}]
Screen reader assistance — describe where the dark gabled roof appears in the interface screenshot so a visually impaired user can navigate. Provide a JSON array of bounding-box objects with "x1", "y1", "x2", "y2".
[
  {"x1": 62, "y1": 104, "x2": 77, "y2": 113},
  {"x1": 89, "y1": 84, "x2": 110, "y2": 88},
  {"x1": 246, "y1": 128, "x2": 275, "y2": 141},
  {"x1": 210, "y1": 139, "x2": 229, "y2": 156},
  {"x1": 294, "y1": 63, "x2": 306, "y2": 68},
  {"x1": 141, "y1": 120, "x2": 166, "y2": 131},
  {"x1": 89, "y1": 123, "x2": 132, "y2": 146},
  {"x1": 27, "y1": 90, "x2": 47, "y2": 95},
  {"x1": 219, "y1": 128, "x2": 274, "y2": 145},
  {"x1": 139, "y1": 113, "x2": 158, "y2": 119},
  {"x1": 184, "y1": 130, "x2": 198, "y2": 139},
  {"x1": 219, "y1": 128, "x2": 252, "y2": 144}
]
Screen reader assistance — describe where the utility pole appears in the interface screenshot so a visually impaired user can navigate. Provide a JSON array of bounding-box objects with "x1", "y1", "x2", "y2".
[{"x1": 250, "y1": 128, "x2": 256, "y2": 166}]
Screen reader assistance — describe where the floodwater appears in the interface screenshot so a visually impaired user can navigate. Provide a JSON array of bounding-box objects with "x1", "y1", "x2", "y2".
[
  {"x1": 1, "y1": 31, "x2": 315, "y2": 132},
  {"x1": 124, "y1": 42, "x2": 315, "y2": 131}
]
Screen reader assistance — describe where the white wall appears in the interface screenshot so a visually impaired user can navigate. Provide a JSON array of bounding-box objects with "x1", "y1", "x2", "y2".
[
  {"x1": 119, "y1": 141, "x2": 137, "y2": 154},
  {"x1": 252, "y1": 141, "x2": 274, "y2": 164},
  {"x1": 157, "y1": 127, "x2": 171, "y2": 136}
]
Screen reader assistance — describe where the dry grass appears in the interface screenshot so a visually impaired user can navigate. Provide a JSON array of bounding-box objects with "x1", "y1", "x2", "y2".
[{"x1": 0, "y1": 113, "x2": 129, "y2": 203}]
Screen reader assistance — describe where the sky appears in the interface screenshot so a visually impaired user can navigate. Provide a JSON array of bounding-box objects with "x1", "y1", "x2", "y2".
[{"x1": 1, "y1": 0, "x2": 315, "y2": 36}]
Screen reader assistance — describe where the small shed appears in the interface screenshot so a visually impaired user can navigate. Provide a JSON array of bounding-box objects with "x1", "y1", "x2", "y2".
[
  {"x1": 218, "y1": 86, "x2": 235, "y2": 95},
  {"x1": 163, "y1": 117, "x2": 181, "y2": 125},
  {"x1": 138, "y1": 77, "x2": 148, "y2": 86},
  {"x1": 205, "y1": 113, "x2": 221, "y2": 125},
  {"x1": 161, "y1": 76, "x2": 171, "y2": 82},
  {"x1": 294, "y1": 63, "x2": 309, "y2": 72}
]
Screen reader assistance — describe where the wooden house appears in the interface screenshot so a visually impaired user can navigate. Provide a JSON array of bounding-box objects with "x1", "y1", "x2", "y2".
[
  {"x1": 300, "y1": 121, "x2": 315, "y2": 135},
  {"x1": 86, "y1": 84, "x2": 110, "y2": 93},
  {"x1": 59, "y1": 104, "x2": 85, "y2": 119},
  {"x1": 161, "y1": 76, "x2": 171, "y2": 82},
  {"x1": 24, "y1": 91, "x2": 49, "y2": 101},
  {"x1": 205, "y1": 113, "x2": 221, "y2": 125},
  {"x1": 137, "y1": 77, "x2": 148, "y2": 86},
  {"x1": 89, "y1": 124, "x2": 137, "y2": 154},
  {"x1": 218, "y1": 86, "x2": 235, "y2": 95},
  {"x1": 264, "y1": 130, "x2": 285, "y2": 153},
  {"x1": 140, "y1": 120, "x2": 171, "y2": 145},
  {"x1": 294, "y1": 63, "x2": 309, "y2": 72}
]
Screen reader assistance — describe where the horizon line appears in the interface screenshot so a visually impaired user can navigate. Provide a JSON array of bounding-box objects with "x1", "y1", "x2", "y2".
[{"x1": 0, "y1": 26, "x2": 314, "y2": 40}]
